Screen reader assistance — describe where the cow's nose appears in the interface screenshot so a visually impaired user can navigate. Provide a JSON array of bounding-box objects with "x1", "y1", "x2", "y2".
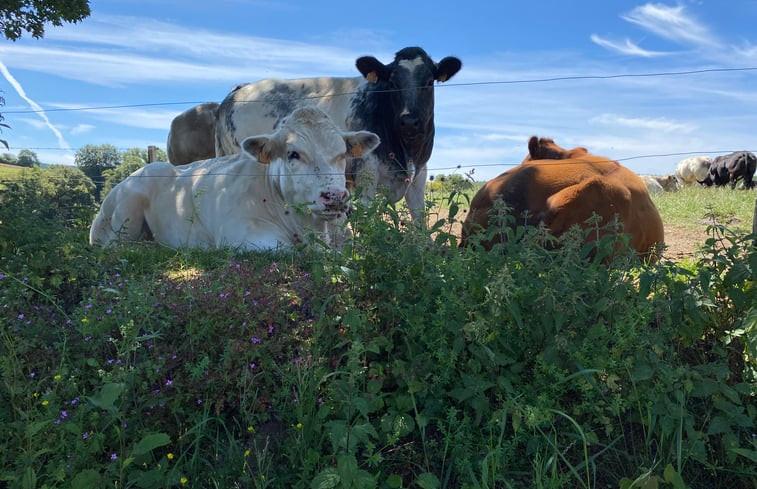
[
  {"x1": 319, "y1": 189, "x2": 349, "y2": 208},
  {"x1": 399, "y1": 114, "x2": 420, "y2": 134}
]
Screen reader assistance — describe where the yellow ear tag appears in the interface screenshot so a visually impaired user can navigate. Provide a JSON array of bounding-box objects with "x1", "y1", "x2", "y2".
[
  {"x1": 258, "y1": 151, "x2": 271, "y2": 164},
  {"x1": 366, "y1": 71, "x2": 378, "y2": 83},
  {"x1": 349, "y1": 145, "x2": 363, "y2": 158},
  {"x1": 437, "y1": 74, "x2": 447, "y2": 83}
]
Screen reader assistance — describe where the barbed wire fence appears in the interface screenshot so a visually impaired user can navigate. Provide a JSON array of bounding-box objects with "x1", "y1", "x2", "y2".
[{"x1": 1, "y1": 66, "x2": 756, "y2": 182}]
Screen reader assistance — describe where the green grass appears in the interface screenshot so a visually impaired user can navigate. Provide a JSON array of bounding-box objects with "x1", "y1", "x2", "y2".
[
  {"x1": 651, "y1": 186, "x2": 756, "y2": 231},
  {"x1": 0, "y1": 163, "x2": 26, "y2": 180}
]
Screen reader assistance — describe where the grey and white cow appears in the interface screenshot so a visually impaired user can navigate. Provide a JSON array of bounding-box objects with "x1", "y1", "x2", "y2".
[{"x1": 215, "y1": 46, "x2": 462, "y2": 221}]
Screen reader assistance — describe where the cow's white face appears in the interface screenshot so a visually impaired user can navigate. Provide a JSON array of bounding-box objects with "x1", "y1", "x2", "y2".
[{"x1": 241, "y1": 107, "x2": 379, "y2": 220}]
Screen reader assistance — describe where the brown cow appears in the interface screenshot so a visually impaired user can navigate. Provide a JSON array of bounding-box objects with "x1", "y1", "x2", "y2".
[
  {"x1": 461, "y1": 144, "x2": 664, "y2": 262},
  {"x1": 166, "y1": 102, "x2": 219, "y2": 165}
]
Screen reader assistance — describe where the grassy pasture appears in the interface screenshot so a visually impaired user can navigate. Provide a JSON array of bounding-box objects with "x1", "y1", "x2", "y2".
[{"x1": 0, "y1": 166, "x2": 755, "y2": 489}]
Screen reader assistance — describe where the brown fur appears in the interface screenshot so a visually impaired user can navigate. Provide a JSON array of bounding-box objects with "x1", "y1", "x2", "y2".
[
  {"x1": 461, "y1": 151, "x2": 664, "y2": 262},
  {"x1": 523, "y1": 136, "x2": 590, "y2": 162}
]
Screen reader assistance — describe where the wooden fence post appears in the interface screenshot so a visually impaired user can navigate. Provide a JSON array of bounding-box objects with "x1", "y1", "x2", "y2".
[
  {"x1": 753, "y1": 198, "x2": 756, "y2": 248},
  {"x1": 147, "y1": 145, "x2": 158, "y2": 163}
]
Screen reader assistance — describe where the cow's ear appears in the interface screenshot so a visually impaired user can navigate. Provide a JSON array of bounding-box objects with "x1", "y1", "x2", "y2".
[
  {"x1": 344, "y1": 131, "x2": 380, "y2": 158},
  {"x1": 356, "y1": 56, "x2": 389, "y2": 83},
  {"x1": 241, "y1": 136, "x2": 273, "y2": 164},
  {"x1": 527, "y1": 136, "x2": 540, "y2": 160},
  {"x1": 435, "y1": 56, "x2": 462, "y2": 83}
]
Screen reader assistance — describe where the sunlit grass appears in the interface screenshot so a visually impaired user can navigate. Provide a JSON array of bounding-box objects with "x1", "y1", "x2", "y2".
[{"x1": 651, "y1": 185, "x2": 755, "y2": 231}]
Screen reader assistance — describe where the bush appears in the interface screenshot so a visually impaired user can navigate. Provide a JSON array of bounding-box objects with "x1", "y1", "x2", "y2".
[{"x1": 0, "y1": 189, "x2": 754, "y2": 488}]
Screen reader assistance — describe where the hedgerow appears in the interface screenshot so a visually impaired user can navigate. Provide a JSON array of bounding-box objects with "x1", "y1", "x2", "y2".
[{"x1": 0, "y1": 179, "x2": 754, "y2": 488}]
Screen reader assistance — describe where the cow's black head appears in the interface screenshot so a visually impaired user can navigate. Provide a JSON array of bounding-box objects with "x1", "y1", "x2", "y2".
[{"x1": 355, "y1": 47, "x2": 461, "y2": 163}]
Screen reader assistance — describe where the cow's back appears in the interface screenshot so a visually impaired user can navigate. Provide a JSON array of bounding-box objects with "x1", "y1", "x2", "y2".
[{"x1": 215, "y1": 77, "x2": 362, "y2": 156}]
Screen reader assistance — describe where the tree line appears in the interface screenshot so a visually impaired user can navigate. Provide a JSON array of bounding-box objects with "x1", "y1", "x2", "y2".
[{"x1": 1, "y1": 144, "x2": 167, "y2": 202}]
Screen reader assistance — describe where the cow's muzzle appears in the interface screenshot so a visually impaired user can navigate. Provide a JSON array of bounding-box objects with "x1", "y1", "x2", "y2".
[{"x1": 317, "y1": 189, "x2": 351, "y2": 218}]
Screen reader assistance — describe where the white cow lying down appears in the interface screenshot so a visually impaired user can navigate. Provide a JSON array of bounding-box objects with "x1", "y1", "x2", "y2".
[{"x1": 90, "y1": 107, "x2": 380, "y2": 250}]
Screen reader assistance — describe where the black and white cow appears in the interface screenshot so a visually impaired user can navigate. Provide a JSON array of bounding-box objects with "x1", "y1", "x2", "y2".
[
  {"x1": 698, "y1": 151, "x2": 756, "y2": 189},
  {"x1": 215, "y1": 46, "x2": 462, "y2": 221}
]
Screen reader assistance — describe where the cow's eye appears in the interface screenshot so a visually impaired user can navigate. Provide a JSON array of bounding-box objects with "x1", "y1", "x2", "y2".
[{"x1": 288, "y1": 151, "x2": 300, "y2": 161}]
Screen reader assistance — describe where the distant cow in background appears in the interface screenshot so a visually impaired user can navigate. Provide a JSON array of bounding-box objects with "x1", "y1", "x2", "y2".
[
  {"x1": 698, "y1": 151, "x2": 756, "y2": 189},
  {"x1": 640, "y1": 174, "x2": 678, "y2": 194},
  {"x1": 675, "y1": 156, "x2": 712, "y2": 186},
  {"x1": 167, "y1": 102, "x2": 219, "y2": 165}
]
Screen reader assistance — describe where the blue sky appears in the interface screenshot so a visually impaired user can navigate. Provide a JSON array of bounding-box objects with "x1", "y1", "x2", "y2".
[{"x1": 1, "y1": 0, "x2": 756, "y2": 181}]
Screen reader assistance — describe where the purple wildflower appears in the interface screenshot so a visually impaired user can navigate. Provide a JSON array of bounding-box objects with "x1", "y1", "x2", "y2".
[{"x1": 251, "y1": 337, "x2": 261, "y2": 344}]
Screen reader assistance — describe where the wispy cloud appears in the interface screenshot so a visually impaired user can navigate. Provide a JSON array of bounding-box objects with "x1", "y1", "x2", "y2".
[
  {"x1": 0, "y1": 60, "x2": 71, "y2": 151},
  {"x1": 590, "y1": 34, "x2": 670, "y2": 57},
  {"x1": 0, "y1": 14, "x2": 361, "y2": 87},
  {"x1": 70, "y1": 124, "x2": 95, "y2": 136},
  {"x1": 622, "y1": 3, "x2": 720, "y2": 49},
  {"x1": 590, "y1": 113, "x2": 696, "y2": 133}
]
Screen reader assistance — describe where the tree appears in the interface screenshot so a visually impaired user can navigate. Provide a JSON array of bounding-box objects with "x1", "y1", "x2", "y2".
[
  {"x1": 75, "y1": 144, "x2": 121, "y2": 201},
  {"x1": 0, "y1": 152, "x2": 17, "y2": 165},
  {"x1": 1, "y1": 1, "x2": 91, "y2": 41},
  {"x1": 16, "y1": 148, "x2": 40, "y2": 167},
  {"x1": 101, "y1": 147, "x2": 168, "y2": 197}
]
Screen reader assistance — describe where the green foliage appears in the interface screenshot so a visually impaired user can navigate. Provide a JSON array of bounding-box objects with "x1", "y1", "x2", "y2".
[
  {"x1": 75, "y1": 144, "x2": 121, "y2": 201},
  {"x1": 16, "y1": 148, "x2": 40, "y2": 168},
  {"x1": 0, "y1": 166, "x2": 97, "y2": 306},
  {"x1": 1, "y1": 152, "x2": 17, "y2": 165},
  {"x1": 0, "y1": 185, "x2": 754, "y2": 488},
  {"x1": 1, "y1": 0, "x2": 91, "y2": 41}
]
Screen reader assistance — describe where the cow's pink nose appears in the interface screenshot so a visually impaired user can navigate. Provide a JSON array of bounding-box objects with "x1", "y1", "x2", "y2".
[{"x1": 319, "y1": 190, "x2": 349, "y2": 207}]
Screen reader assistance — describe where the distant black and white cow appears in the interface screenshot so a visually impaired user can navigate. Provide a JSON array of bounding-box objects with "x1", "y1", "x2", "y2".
[
  {"x1": 167, "y1": 102, "x2": 219, "y2": 165},
  {"x1": 698, "y1": 151, "x2": 756, "y2": 189},
  {"x1": 215, "y1": 46, "x2": 462, "y2": 221},
  {"x1": 90, "y1": 107, "x2": 380, "y2": 250}
]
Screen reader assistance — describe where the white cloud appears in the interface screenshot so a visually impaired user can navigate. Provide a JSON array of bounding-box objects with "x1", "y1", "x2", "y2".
[
  {"x1": 590, "y1": 113, "x2": 696, "y2": 133},
  {"x1": 622, "y1": 3, "x2": 720, "y2": 49},
  {"x1": 590, "y1": 34, "x2": 670, "y2": 57},
  {"x1": 0, "y1": 14, "x2": 362, "y2": 86},
  {"x1": 70, "y1": 124, "x2": 95, "y2": 136}
]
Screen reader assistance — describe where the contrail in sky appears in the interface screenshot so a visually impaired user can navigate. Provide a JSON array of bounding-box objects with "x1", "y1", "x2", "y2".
[{"x1": 0, "y1": 58, "x2": 71, "y2": 151}]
